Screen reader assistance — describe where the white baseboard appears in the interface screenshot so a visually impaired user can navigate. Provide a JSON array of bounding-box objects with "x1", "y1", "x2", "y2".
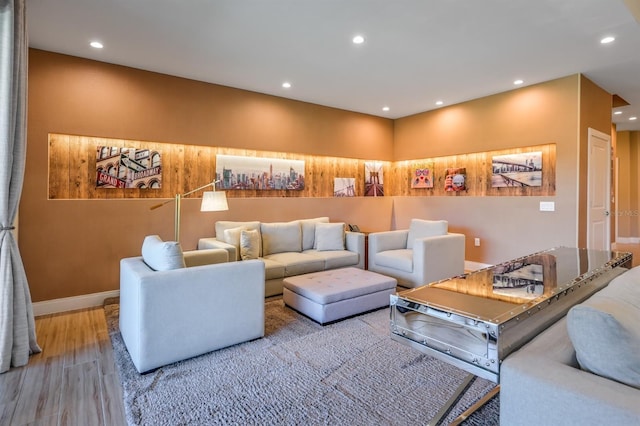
[
  {"x1": 615, "y1": 237, "x2": 640, "y2": 244},
  {"x1": 33, "y1": 290, "x2": 120, "y2": 317},
  {"x1": 33, "y1": 262, "x2": 491, "y2": 316},
  {"x1": 465, "y1": 260, "x2": 492, "y2": 272}
]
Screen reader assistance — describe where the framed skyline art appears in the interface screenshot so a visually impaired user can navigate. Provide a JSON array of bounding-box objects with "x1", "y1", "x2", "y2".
[{"x1": 215, "y1": 154, "x2": 305, "y2": 190}]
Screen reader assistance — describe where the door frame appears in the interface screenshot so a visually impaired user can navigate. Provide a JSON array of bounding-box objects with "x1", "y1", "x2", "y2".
[{"x1": 586, "y1": 128, "x2": 611, "y2": 250}]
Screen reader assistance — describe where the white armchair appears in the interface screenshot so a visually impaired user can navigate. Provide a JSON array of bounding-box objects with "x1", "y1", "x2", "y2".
[
  {"x1": 368, "y1": 219, "x2": 465, "y2": 288},
  {"x1": 119, "y1": 236, "x2": 266, "y2": 373}
]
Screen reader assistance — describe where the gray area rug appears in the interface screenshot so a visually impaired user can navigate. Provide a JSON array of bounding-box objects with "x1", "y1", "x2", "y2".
[{"x1": 105, "y1": 299, "x2": 500, "y2": 425}]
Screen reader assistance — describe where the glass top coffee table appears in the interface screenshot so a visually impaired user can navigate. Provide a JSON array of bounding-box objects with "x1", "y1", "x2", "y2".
[{"x1": 390, "y1": 247, "x2": 632, "y2": 424}]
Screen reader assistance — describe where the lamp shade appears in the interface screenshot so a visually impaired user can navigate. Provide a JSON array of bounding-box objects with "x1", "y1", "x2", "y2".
[{"x1": 200, "y1": 191, "x2": 228, "y2": 212}]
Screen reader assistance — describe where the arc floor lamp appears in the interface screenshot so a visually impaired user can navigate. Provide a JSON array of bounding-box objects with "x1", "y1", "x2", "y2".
[{"x1": 150, "y1": 180, "x2": 228, "y2": 242}]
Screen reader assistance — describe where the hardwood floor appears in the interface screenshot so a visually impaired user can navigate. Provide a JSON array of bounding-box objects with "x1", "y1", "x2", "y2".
[
  {"x1": 1, "y1": 243, "x2": 638, "y2": 426},
  {"x1": 0, "y1": 308, "x2": 126, "y2": 426}
]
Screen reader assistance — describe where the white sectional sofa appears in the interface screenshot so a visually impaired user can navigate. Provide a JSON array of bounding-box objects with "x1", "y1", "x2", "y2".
[
  {"x1": 198, "y1": 217, "x2": 365, "y2": 297},
  {"x1": 500, "y1": 264, "x2": 640, "y2": 425}
]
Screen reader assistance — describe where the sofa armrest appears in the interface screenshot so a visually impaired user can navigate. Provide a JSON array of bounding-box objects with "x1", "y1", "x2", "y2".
[
  {"x1": 412, "y1": 233, "x2": 465, "y2": 284},
  {"x1": 345, "y1": 231, "x2": 365, "y2": 269},
  {"x1": 368, "y1": 230, "x2": 409, "y2": 254},
  {"x1": 501, "y1": 317, "x2": 640, "y2": 425},
  {"x1": 198, "y1": 237, "x2": 237, "y2": 262},
  {"x1": 183, "y1": 248, "x2": 229, "y2": 267}
]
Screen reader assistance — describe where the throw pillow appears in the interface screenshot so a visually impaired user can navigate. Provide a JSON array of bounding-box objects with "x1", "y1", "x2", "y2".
[
  {"x1": 300, "y1": 217, "x2": 330, "y2": 250},
  {"x1": 567, "y1": 300, "x2": 640, "y2": 389},
  {"x1": 407, "y1": 219, "x2": 448, "y2": 249},
  {"x1": 261, "y1": 221, "x2": 302, "y2": 255},
  {"x1": 223, "y1": 227, "x2": 244, "y2": 260},
  {"x1": 141, "y1": 235, "x2": 186, "y2": 271},
  {"x1": 315, "y1": 222, "x2": 345, "y2": 251},
  {"x1": 240, "y1": 229, "x2": 260, "y2": 260}
]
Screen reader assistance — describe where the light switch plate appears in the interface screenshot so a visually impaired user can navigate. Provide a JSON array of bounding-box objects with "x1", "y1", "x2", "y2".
[{"x1": 539, "y1": 201, "x2": 555, "y2": 212}]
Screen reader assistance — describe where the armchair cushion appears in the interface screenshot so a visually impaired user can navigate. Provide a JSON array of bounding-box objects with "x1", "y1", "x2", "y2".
[
  {"x1": 315, "y1": 222, "x2": 345, "y2": 251},
  {"x1": 407, "y1": 219, "x2": 448, "y2": 249},
  {"x1": 141, "y1": 235, "x2": 185, "y2": 271},
  {"x1": 375, "y1": 249, "x2": 413, "y2": 273}
]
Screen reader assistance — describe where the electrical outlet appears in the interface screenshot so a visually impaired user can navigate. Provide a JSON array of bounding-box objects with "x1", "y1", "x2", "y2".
[{"x1": 474, "y1": 238, "x2": 480, "y2": 247}]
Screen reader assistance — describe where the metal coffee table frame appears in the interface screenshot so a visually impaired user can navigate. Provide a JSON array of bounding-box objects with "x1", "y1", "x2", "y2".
[{"x1": 389, "y1": 247, "x2": 632, "y2": 425}]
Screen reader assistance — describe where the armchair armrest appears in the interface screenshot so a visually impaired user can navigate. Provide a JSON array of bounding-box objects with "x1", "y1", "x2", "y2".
[
  {"x1": 183, "y1": 248, "x2": 229, "y2": 267},
  {"x1": 412, "y1": 233, "x2": 465, "y2": 284},
  {"x1": 198, "y1": 237, "x2": 237, "y2": 262},
  {"x1": 368, "y1": 230, "x2": 409, "y2": 254}
]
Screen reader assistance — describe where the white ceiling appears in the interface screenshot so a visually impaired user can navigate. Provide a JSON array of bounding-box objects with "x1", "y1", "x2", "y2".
[{"x1": 27, "y1": 0, "x2": 640, "y2": 131}]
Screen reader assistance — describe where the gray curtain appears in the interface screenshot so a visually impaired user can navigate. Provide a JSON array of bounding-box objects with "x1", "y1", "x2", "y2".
[{"x1": 0, "y1": 0, "x2": 40, "y2": 374}]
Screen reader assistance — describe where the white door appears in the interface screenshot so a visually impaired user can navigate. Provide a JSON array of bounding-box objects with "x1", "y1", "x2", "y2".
[{"x1": 587, "y1": 128, "x2": 611, "y2": 251}]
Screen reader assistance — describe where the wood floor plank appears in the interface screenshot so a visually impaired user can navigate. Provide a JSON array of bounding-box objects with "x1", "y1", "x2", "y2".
[
  {"x1": 64, "y1": 310, "x2": 99, "y2": 367},
  {"x1": 101, "y1": 373, "x2": 126, "y2": 426},
  {"x1": 59, "y1": 361, "x2": 104, "y2": 426},
  {"x1": 11, "y1": 356, "x2": 64, "y2": 425},
  {"x1": 33, "y1": 312, "x2": 69, "y2": 361},
  {"x1": 0, "y1": 365, "x2": 25, "y2": 425},
  {"x1": 23, "y1": 414, "x2": 60, "y2": 426}
]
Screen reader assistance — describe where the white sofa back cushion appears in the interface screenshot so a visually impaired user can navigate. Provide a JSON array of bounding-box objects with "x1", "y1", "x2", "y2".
[
  {"x1": 300, "y1": 217, "x2": 330, "y2": 250},
  {"x1": 261, "y1": 221, "x2": 302, "y2": 256},
  {"x1": 407, "y1": 219, "x2": 448, "y2": 249},
  {"x1": 141, "y1": 235, "x2": 186, "y2": 271}
]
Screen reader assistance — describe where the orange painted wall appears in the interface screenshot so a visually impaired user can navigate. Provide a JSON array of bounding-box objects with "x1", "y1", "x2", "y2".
[
  {"x1": 22, "y1": 49, "x2": 394, "y2": 302},
  {"x1": 21, "y1": 50, "x2": 612, "y2": 303}
]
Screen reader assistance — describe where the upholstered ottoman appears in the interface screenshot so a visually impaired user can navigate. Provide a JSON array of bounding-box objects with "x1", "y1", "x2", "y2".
[{"x1": 283, "y1": 267, "x2": 397, "y2": 324}]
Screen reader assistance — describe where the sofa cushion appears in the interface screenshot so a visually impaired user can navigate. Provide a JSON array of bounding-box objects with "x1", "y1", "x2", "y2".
[
  {"x1": 261, "y1": 221, "x2": 302, "y2": 256},
  {"x1": 262, "y1": 252, "x2": 325, "y2": 276},
  {"x1": 303, "y1": 249, "x2": 359, "y2": 269},
  {"x1": 315, "y1": 222, "x2": 345, "y2": 251},
  {"x1": 216, "y1": 221, "x2": 262, "y2": 259},
  {"x1": 261, "y1": 258, "x2": 285, "y2": 280},
  {"x1": 240, "y1": 229, "x2": 260, "y2": 260},
  {"x1": 300, "y1": 217, "x2": 330, "y2": 250},
  {"x1": 407, "y1": 219, "x2": 448, "y2": 249},
  {"x1": 375, "y1": 249, "x2": 413, "y2": 273},
  {"x1": 567, "y1": 268, "x2": 640, "y2": 388},
  {"x1": 141, "y1": 235, "x2": 185, "y2": 271}
]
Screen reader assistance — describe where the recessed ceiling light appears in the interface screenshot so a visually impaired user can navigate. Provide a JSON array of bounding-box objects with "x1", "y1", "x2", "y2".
[
  {"x1": 282, "y1": 82, "x2": 291, "y2": 89},
  {"x1": 600, "y1": 36, "x2": 615, "y2": 44},
  {"x1": 352, "y1": 35, "x2": 365, "y2": 44},
  {"x1": 630, "y1": 116, "x2": 638, "y2": 121},
  {"x1": 435, "y1": 100, "x2": 444, "y2": 106},
  {"x1": 614, "y1": 111, "x2": 623, "y2": 115},
  {"x1": 90, "y1": 41, "x2": 103, "y2": 49},
  {"x1": 382, "y1": 106, "x2": 390, "y2": 112},
  {"x1": 514, "y1": 79, "x2": 524, "y2": 86}
]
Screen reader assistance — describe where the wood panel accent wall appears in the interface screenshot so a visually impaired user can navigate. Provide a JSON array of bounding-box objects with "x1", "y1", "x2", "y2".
[
  {"x1": 49, "y1": 134, "x2": 555, "y2": 199},
  {"x1": 390, "y1": 143, "x2": 556, "y2": 196},
  {"x1": 48, "y1": 133, "x2": 392, "y2": 199}
]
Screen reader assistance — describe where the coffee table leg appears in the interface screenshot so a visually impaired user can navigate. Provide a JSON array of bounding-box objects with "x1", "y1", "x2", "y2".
[
  {"x1": 449, "y1": 385, "x2": 500, "y2": 425},
  {"x1": 428, "y1": 373, "x2": 476, "y2": 426}
]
